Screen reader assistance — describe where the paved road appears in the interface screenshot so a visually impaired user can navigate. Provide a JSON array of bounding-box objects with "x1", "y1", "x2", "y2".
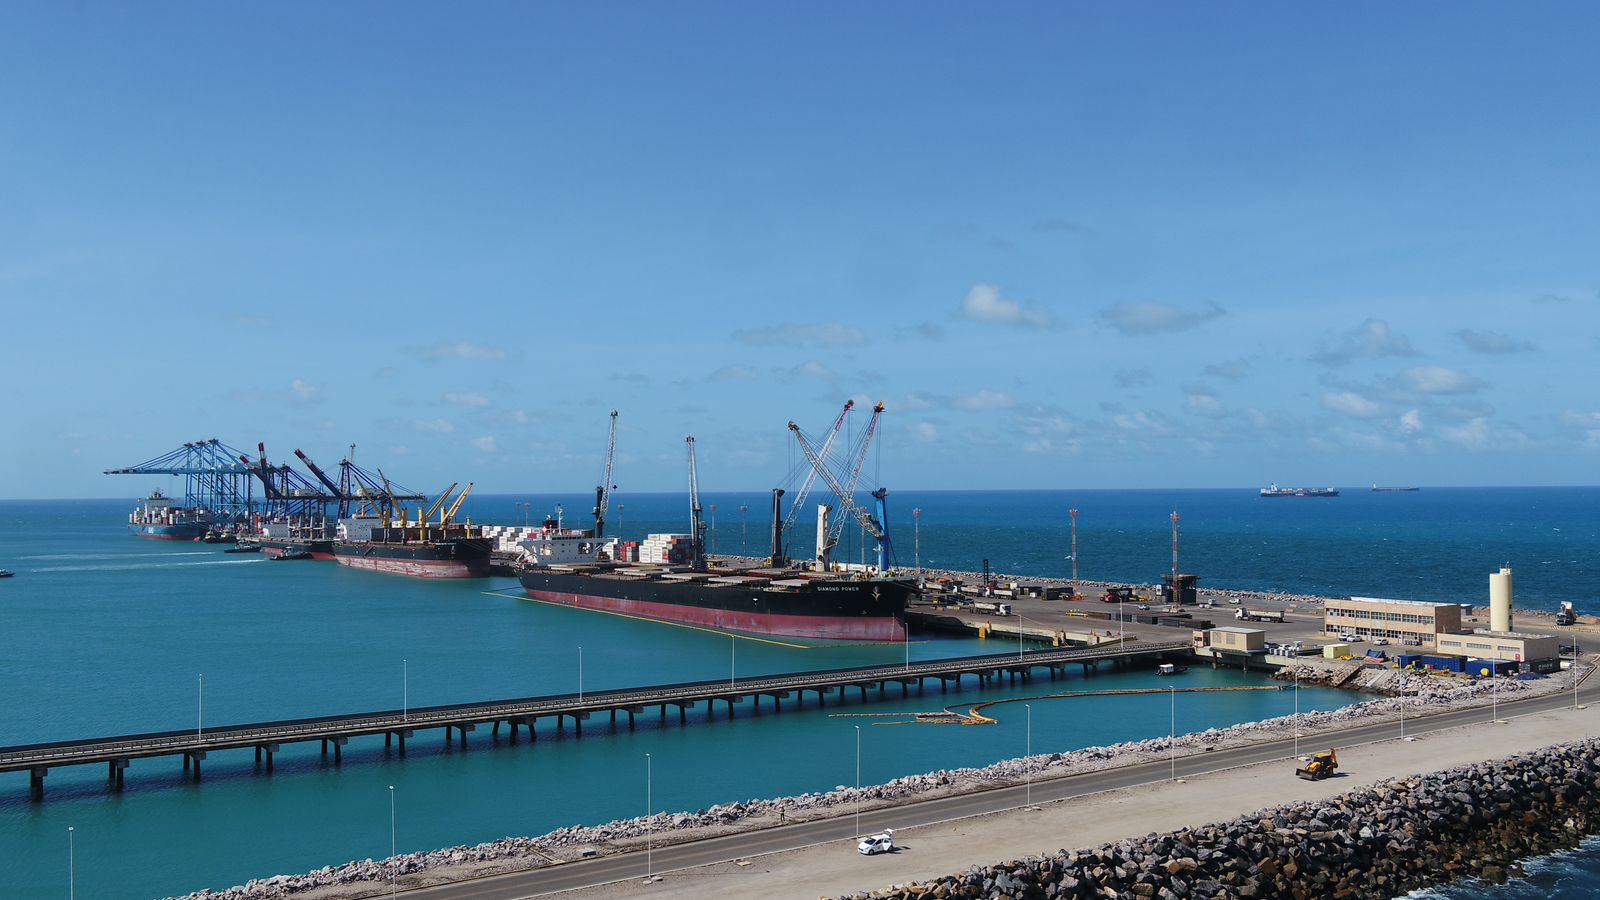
[{"x1": 400, "y1": 688, "x2": 1587, "y2": 898}]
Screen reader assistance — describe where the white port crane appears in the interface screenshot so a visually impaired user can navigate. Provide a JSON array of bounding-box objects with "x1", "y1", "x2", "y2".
[{"x1": 592, "y1": 409, "x2": 619, "y2": 537}]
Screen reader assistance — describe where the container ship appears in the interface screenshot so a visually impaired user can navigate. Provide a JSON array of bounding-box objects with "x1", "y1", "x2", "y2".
[
  {"x1": 1371, "y1": 484, "x2": 1420, "y2": 492},
  {"x1": 516, "y1": 522, "x2": 911, "y2": 641},
  {"x1": 1259, "y1": 483, "x2": 1339, "y2": 498},
  {"x1": 127, "y1": 491, "x2": 213, "y2": 540}
]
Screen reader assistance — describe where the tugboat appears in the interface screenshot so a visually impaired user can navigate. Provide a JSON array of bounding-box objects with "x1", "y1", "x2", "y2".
[
  {"x1": 271, "y1": 546, "x2": 314, "y2": 561},
  {"x1": 224, "y1": 543, "x2": 261, "y2": 554},
  {"x1": 0, "y1": 569, "x2": 14, "y2": 578}
]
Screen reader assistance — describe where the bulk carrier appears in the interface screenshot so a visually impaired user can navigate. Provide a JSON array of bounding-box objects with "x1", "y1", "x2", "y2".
[
  {"x1": 516, "y1": 409, "x2": 912, "y2": 641},
  {"x1": 329, "y1": 482, "x2": 491, "y2": 578}
]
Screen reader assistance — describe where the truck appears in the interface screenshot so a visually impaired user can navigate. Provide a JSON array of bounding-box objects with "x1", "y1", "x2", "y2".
[
  {"x1": 968, "y1": 600, "x2": 1014, "y2": 616},
  {"x1": 1235, "y1": 608, "x2": 1285, "y2": 623},
  {"x1": 1557, "y1": 602, "x2": 1576, "y2": 627}
]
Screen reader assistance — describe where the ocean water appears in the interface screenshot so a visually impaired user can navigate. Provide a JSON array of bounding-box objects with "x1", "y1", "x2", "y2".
[{"x1": 0, "y1": 488, "x2": 1594, "y2": 898}]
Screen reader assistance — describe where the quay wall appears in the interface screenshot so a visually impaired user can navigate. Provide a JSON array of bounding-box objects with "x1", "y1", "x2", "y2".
[{"x1": 841, "y1": 737, "x2": 1600, "y2": 900}]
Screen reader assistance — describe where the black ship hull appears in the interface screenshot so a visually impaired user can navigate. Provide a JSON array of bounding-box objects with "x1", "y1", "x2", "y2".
[{"x1": 333, "y1": 538, "x2": 493, "y2": 578}]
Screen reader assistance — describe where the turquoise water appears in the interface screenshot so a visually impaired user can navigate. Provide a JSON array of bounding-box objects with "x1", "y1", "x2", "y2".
[{"x1": 0, "y1": 489, "x2": 1593, "y2": 898}]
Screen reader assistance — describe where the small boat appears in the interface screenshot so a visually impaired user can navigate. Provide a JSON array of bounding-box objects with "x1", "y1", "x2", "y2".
[
  {"x1": 0, "y1": 569, "x2": 14, "y2": 578},
  {"x1": 1156, "y1": 663, "x2": 1187, "y2": 676},
  {"x1": 272, "y1": 547, "x2": 314, "y2": 561},
  {"x1": 224, "y1": 543, "x2": 262, "y2": 554}
]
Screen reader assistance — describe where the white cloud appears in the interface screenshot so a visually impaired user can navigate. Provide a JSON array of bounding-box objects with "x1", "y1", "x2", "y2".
[
  {"x1": 733, "y1": 323, "x2": 867, "y2": 347},
  {"x1": 706, "y1": 365, "x2": 760, "y2": 383},
  {"x1": 444, "y1": 391, "x2": 490, "y2": 407},
  {"x1": 959, "y1": 283, "x2": 1054, "y2": 328},
  {"x1": 901, "y1": 392, "x2": 936, "y2": 411},
  {"x1": 1561, "y1": 411, "x2": 1600, "y2": 428},
  {"x1": 471, "y1": 436, "x2": 500, "y2": 453},
  {"x1": 290, "y1": 379, "x2": 321, "y2": 401},
  {"x1": 1440, "y1": 418, "x2": 1492, "y2": 449},
  {"x1": 413, "y1": 419, "x2": 454, "y2": 434},
  {"x1": 506, "y1": 409, "x2": 536, "y2": 426},
  {"x1": 1312, "y1": 318, "x2": 1418, "y2": 366},
  {"x1": 911, "y1": 421, "x2": 940, "y2": 444},
  {"x1": 424, "y1": 341, "x2": 508, "y2": 361},
  {"x1": 1397, "y1": 366, "x2": 1485, "y2": 395},
  {"x1": 1112, "y1": 411, "x2": 1170, "y2": 434},
  {"x1": 951, "y1": 390, "x2": 1016, "y2": 411},
  {"x1": 1322, "y1": 390, "x2": 1385, "y2": 419},
  {"x1": 1457, "y1": 329, "x2": 1535, "y2": 354},
  {"x1": 1203, "y1": 360, "x2": 1252, "y2": 380},
  {"x1": 1113, "y1": 368, "x2": 1152, "y2": 389},
  {"x1": 1183, "y1": 393, "x2": 1227, "y2": 418},
  {"x1": 1098, "y1": 300, "x2": 1225, "y2": 335},
  {"x1": 1400, "y1": 409, "x2": 1423, "y2": 434}
]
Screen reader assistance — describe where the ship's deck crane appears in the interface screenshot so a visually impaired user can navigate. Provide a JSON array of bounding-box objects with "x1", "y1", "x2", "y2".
[
  {"x1": 443, "y1": 482, "x2": 475, "y2": 527},
  {"x1": 789, "y1": 402, "x2": 894, "y2": 572},
  {"x1": 776, "y1": 399, "x2": 854, "y2": 564},
  {"x1": 686, "y1": 436, "x2": 706, "y2": 570},
  {"x1": 593, "y1": 409, "x2": 619, "y2": 538},
  {"x1": 423, "y1": 483, "x2": 459, "y2": 525}
]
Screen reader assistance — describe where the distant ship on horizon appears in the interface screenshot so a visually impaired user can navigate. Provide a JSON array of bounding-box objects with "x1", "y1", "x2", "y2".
[
  {"x1": 1260, "y1": 483, "x2": 1339, "y2": 498},
  {"x1": 1371, "y1": 484, "x2": 1421, "y2": 492}
]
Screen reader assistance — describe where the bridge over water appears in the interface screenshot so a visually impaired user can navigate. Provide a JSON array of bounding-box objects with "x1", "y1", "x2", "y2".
[{"x1": 1, "y1": 640, "x2": 1190, "y2": 799}]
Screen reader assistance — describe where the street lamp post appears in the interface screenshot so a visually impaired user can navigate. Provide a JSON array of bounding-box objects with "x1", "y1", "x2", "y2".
[
  {"x1": 68, "y1": 826, "x2": 75, "y2": 900},
  {"x1": 855, "y1": 725, "x2": 861, "y2": 838},
  {"x1": 1575, "y1": 640, "x2": 1583, "y2": 710},
  {"x1": 710, "y1": 504, "x2": 717, "y2": 556},
  {"x1": 1069, "y1": 508, "x2": 1079, "y2": 600},
  {"x1": 1169, "y1": 686, "x2": 1176, "y2": 782},
  {"x1": 403, "y1": 659, "x2": 408, "y2": 723},
  {"x1": 389, "y1": 785, "x2": 397, "y2": 898},
  {"x1": 617, "y1": 504, "x2": 624, "y2": 536},
  {"x1": 578, "y1": 646, "x2": 584, "y2": 702},
  {"x1": 1293, "y1": 667, "x2": 1299, "y2": 758},
  {"x1": 740, "y1": 504, "x2": 748, "y2": 555},
  {"x1": 730, "y1": 635, "x2": 735, "y2": 690},
  {"x1": 912, "y1": 507, "x2": 922, "y2": 578},
  {"x1": 198, "y1": 673, "x2": 204, "y2": 739},
  {"x1": 1025, "y1": 703, "x2": 1033, "y2": 807},
  {"x1": 645, "y1": 753, "x2": 653, "y2": 880}
]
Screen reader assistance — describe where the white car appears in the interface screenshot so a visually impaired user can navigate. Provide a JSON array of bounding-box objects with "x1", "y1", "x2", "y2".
[
  {"x1": 1340, "y1": 633, "x2": 1363, "y2": 643},
  {"x1": 857, "y1": 829, "x2": 895, "y2": 855},
  {"x1": 1372, "y1": 638, "x2": 1390, "y2": 646}
]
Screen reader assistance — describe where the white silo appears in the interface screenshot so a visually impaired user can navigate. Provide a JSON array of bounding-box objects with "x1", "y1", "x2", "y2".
[{"x1": 1489, "y1": 566, "x2": 1513, "y2": 633}]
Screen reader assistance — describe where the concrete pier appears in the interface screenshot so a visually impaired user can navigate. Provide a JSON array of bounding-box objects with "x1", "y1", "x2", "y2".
[{"x1": 1, "y1": 640, "x2": 1187, "y2": 799}]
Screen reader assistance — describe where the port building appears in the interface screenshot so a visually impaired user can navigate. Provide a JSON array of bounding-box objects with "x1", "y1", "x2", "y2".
[
  {"x1": 1322, "y1": 596, "x2": 1462, "y2": 647},
  {"x1": 1435, "y1": 631, "x2": 1558, "y2": 666}
]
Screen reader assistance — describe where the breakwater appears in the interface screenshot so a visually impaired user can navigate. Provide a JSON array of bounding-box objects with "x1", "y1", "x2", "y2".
[{"x1": 841, "y1": 737, "x2": 1600, "y2": 900}]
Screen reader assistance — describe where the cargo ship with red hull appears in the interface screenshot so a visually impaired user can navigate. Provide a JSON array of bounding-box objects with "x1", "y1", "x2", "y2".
[
  {"x1": 515, "y1": 521, "x2": 910, "y2": 641},
  {"x1": 519, "y1": 566, "x2": 910, "y2": 641},
  {"x1": 332, "y1": 517, "x2": 492, "y2": 578}
]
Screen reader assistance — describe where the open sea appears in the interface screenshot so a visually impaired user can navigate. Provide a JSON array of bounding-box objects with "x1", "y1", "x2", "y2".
[{"x1": 0, "y1": 487, "x2": 1596, "y2": 898}]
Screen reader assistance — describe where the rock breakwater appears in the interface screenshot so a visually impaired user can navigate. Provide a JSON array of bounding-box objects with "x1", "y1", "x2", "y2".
[{"x1": 841, "y1": 737, "x2": 1600, "y2": 900}]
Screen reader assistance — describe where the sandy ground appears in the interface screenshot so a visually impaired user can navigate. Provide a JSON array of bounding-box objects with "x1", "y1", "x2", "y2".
[{"x1": 568, "y1": 702, "x2": 1600, "y2": 900}]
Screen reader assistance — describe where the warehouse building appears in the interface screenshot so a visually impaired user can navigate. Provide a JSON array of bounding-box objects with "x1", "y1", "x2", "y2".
[{"x1": 1322, "y1": 596, "x2": 1462, "y2": 647}]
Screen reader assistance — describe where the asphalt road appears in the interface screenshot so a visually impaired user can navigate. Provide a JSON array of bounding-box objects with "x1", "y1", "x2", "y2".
[{"x1": 399, "y1": 686, "x2": 1588, "y2": 899}]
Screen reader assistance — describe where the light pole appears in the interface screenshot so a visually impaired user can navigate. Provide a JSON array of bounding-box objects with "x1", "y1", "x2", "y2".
[
  {"x1": 1293, "y1": 667, "x2": 1299, "y2": 758},
  {"x1": 617, "y1": 504, "x2": 624, "y2": 536},
  {"x1": 740, "y1": 504, "x2": 748, "y2": 555},
  {"x1": 730, "y1": 635, "x2": 736, "y2": 690},
  {"x1": 1069, "y1": 509, "x2": 1079, "y2": 600},
  {"x1": 912, "y1": 508, "x2": 922, "y2": 578},
  {"x1": 198, "y1": 673, "x2": 204, "y2": 739},
  {"x1": 645, "y1": 753, "x2": 653, "y2": 880},
  {"x1": 1575, "y1": 640, "x2": 1583, "y2": 710},
  {"x1": 578, "y1": 647, "x2": 584, "y2": 702},
  {"x1": 68, "y1": 826, "x2": 75, "y2": 900},
  {"x1": 389, "y1": 785, "x2": 396, "y2": 898},
  {"x1": 854, "y1": 725, "x2": 862, "y2": 838},
  {"x1": 1169, "y1": 686, "x2": 1176, "y2": 782},
  {"x1": 904, "y1": 620, "x2": 910, "y2": 671},
  {"x1": 710, "y1": 504, "x2": 717, "y2": 556},
  {"x1": 403, "y1": 659, "x2": 408, "y2": 723},
  {"x1": 1025, "y1": 703, "x2": 1033, "y2": 807}
]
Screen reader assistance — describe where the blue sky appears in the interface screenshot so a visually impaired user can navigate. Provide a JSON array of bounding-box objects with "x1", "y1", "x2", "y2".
[{"x1": 3, "y1": 2, "x2": 1598, "y2": 498}]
